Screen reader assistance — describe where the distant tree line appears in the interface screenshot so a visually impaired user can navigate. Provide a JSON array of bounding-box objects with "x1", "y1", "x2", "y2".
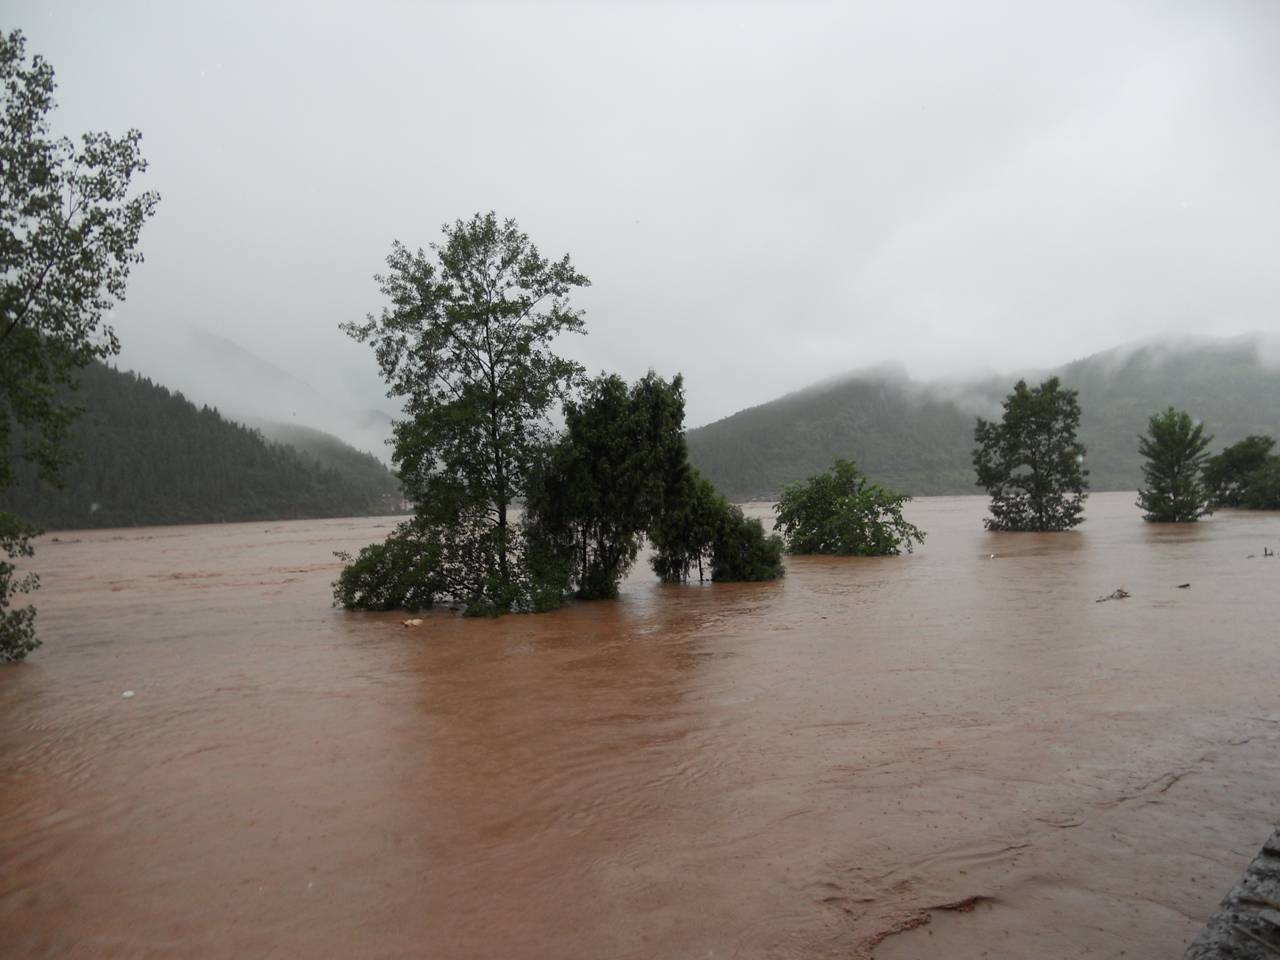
[
  {"x1": 0, "y1": 362, "x2": 402, "y2": 530},
  {"x1": 972, "y1": 377, "x2": 1280, "y2": 529}
]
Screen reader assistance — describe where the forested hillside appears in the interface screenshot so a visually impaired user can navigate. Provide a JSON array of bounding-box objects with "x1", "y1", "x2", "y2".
[
  {"x1": 0, "y1": 364, "x2": 403, "y2": 529},
  {"x1": 250, "y1": 420, "x2": 396, "y2": 506},
  {"x1": 688, "y1": 336, "x2": 1280, "y2": 500}
]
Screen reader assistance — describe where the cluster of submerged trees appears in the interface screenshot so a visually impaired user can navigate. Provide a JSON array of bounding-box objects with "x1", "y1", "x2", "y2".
[
  {"x1": 0, "y1": 22, "x2": 1270, "y2": 655},
  {"x1": 338, "y1": 215, "x2": 1279, "y2": 619},
  {"x1": 332, "y1": 215, "x2": 775, "y2": 617},
  {"x1": 972, "y1": 376, "x2": 1280, "y2": 530},
  {"x1": 335, "y1": 214, "x2": 926, "y2": 617}
]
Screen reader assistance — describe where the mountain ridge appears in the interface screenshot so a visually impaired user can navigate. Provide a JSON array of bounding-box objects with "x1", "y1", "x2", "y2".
[{"x1": 687, "y1": 333, "x2": 1280, "y2": 500}]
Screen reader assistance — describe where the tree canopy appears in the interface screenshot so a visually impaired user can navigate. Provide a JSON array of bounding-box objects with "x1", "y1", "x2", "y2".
[
  {"x1": 1135, "y1": 408, "x2": 1213, "y2": 522},
  {"x1": 1239, "y1": 458, "x2": 1280, "y2": 510},
  {"x1": 707, "y1": 507, "x2": 786, "y2": 582},
  {"x1": 973, "y1": 377, "x2": 1088, "y2": 532},
  {"x1": 1, "y1": 30, "x2": 158, "y2": 660},
  {"x1": 1203, "y1": 435, "x2": 1275, "y2": 508},
  {"x1": 523, "y1": 372, "x2": 688, "y2": 601},
  {"x1": 524, "y1": 371, "x2": 786, "y2": 600},
  {"x1": 774, "y1": 459, "x2": 924, "y2": 556}
]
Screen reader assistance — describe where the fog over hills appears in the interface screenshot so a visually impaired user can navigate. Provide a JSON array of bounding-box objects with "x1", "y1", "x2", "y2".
[
  {"x1": 121, "y1": 329, "x2": 1280, "y2": 503},
  {"x1": 117, "y1": 326, "x2": 397, "y2": 462},
  {"x1": 688, "y1": 333, "x2": 1280, "y2": 500},
  {"x1": 13, "y1": 2, "x2": 1280, "y2": 433}
]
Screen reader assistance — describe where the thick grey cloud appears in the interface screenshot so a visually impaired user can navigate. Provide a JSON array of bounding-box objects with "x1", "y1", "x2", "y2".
[{"x1": 8, "y1": 1, "x2": 1280, "y2": 450}]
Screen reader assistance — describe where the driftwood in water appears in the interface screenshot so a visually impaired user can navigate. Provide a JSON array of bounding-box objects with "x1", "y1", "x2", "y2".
[{"x1": 1186, "y1": 827, "x2": 1280, "y2": 958}]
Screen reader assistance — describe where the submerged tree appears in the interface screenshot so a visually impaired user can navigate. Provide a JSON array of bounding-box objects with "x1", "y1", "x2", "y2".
[
  {"x1": 708, "y1": 507, "x2": 786, "y2": 582},
  {"x1": 524, "y1": 372, "x2": 690, "y2": 601},
  {"x1": 973, "y1": 377, "x2": 1088, "y2": 532},
  {"x1": 649, "y1": 468, "x2": 787, "y2": 584},
  {"x1": 774, "y1": 459, "x2": 924, "y2": 556},
  {"x1": 1203, "y1": 435, "x2": 1275, "y2": 508},
  {"x1": 332, "y1": 519, "x2": 440, "y2": 612},
  {"x1": 649, "y1": 469, "x2": 725, "y2": 583},
  {"x1": 0, "y1": 30, "x2": 159, "y2": 660},
  {"x1": 1240, "y1": 458, "x2": 1280, "y2": 510},
  {"x1": 1135, "y1": 408, "x2": 1213, "y2": 522},
  {"x1": 341, "y1": 214, "x2": 588, "y2": 615},
  {"x1": 524, "y1": 370, "x2": 787, "y2": 599}
]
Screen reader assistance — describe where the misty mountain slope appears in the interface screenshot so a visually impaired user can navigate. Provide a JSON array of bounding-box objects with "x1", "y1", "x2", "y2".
[
  {"x1": 116, "y1": 325, "x2": 399, "y2": 461},
  {"x1": 249, "y1": 420, "x2": 399, "y2": 508},
  {"x1": 687, "y1": 376, "x2": 977, "y2": 499},
  {"x1": 0, "y1": 364, "x2": 403, "y2": 529},
  {"x1": 687, "y1": 336, "x2": 1280, "y2": 500},
  {"x1": 1061, "y1": 337, "x2": 1280, "y2": 492}
]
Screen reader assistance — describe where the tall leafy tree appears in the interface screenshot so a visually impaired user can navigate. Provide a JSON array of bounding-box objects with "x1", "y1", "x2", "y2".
[
  {"x1": 0, "y1": 30, "x2": 158, "y2": 660},
  {"x1": 341, "y1": 213, "x2": 587, "y2": 615},
  {"x1": 973, "y1": 377, "x2": 1088, "y2": 531},
  {"x1": 1135, "y1": 408, "x2": 1213, "y2": 522}
]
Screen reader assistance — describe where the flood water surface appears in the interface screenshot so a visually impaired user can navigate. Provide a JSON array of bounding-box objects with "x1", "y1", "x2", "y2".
[{"x1": 2, "y1": 493, "x2": 1279, "y2": 959}]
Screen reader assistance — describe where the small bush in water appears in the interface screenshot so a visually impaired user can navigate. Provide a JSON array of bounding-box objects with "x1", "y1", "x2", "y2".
[
  {"x1": 774, "y1": 459, "x2": 924, "y2": 556},
  {"x1": 709, "y1": 506, "x2": 786, "y2": 581},
  {"x1": 333, "y1": 522, "x2": 437, "y2": 611}
]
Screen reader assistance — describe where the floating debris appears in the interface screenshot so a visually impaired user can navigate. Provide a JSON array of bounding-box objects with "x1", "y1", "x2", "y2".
[
  {"x1": 1178, "y1": 583, "x2": 1191, "y2": 589},
  {"x1": 1096, "y1": 588, "x2": 1131, "y2": 603},
  {"x1": 402, "y1": 618, "x2": 424, "y2": 628},
  {"x1": 121, "y1": 690, "x2": 135, "y2": 699}
]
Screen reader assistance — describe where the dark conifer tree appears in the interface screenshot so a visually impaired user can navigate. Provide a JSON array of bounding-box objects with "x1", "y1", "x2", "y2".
[{"x1": 1136, "y1": 408, "x2": 1213, "y2": 522}]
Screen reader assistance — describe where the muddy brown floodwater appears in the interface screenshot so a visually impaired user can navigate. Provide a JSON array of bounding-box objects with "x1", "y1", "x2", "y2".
[{"x1": 1, "y1": 492, "x2": 1279, "y2": 959}]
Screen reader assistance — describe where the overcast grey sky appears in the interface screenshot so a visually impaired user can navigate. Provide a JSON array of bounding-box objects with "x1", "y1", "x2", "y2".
[{"x1": 9, "y1": 0, "x2": 1280, "y2": 443}]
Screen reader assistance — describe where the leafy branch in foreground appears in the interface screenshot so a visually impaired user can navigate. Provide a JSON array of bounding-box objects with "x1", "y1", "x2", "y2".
[
  {"x1": 0, "y1": 30, "x2": 158, "y2": 660},
  {"x1": 0, "y1": 514, "x2": 39, "y2": 662}
]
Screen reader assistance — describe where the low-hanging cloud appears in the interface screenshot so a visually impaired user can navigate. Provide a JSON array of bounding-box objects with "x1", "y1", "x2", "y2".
[{"x1": 10, "y1": 0, "x2": 1280, "y2": 454}]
